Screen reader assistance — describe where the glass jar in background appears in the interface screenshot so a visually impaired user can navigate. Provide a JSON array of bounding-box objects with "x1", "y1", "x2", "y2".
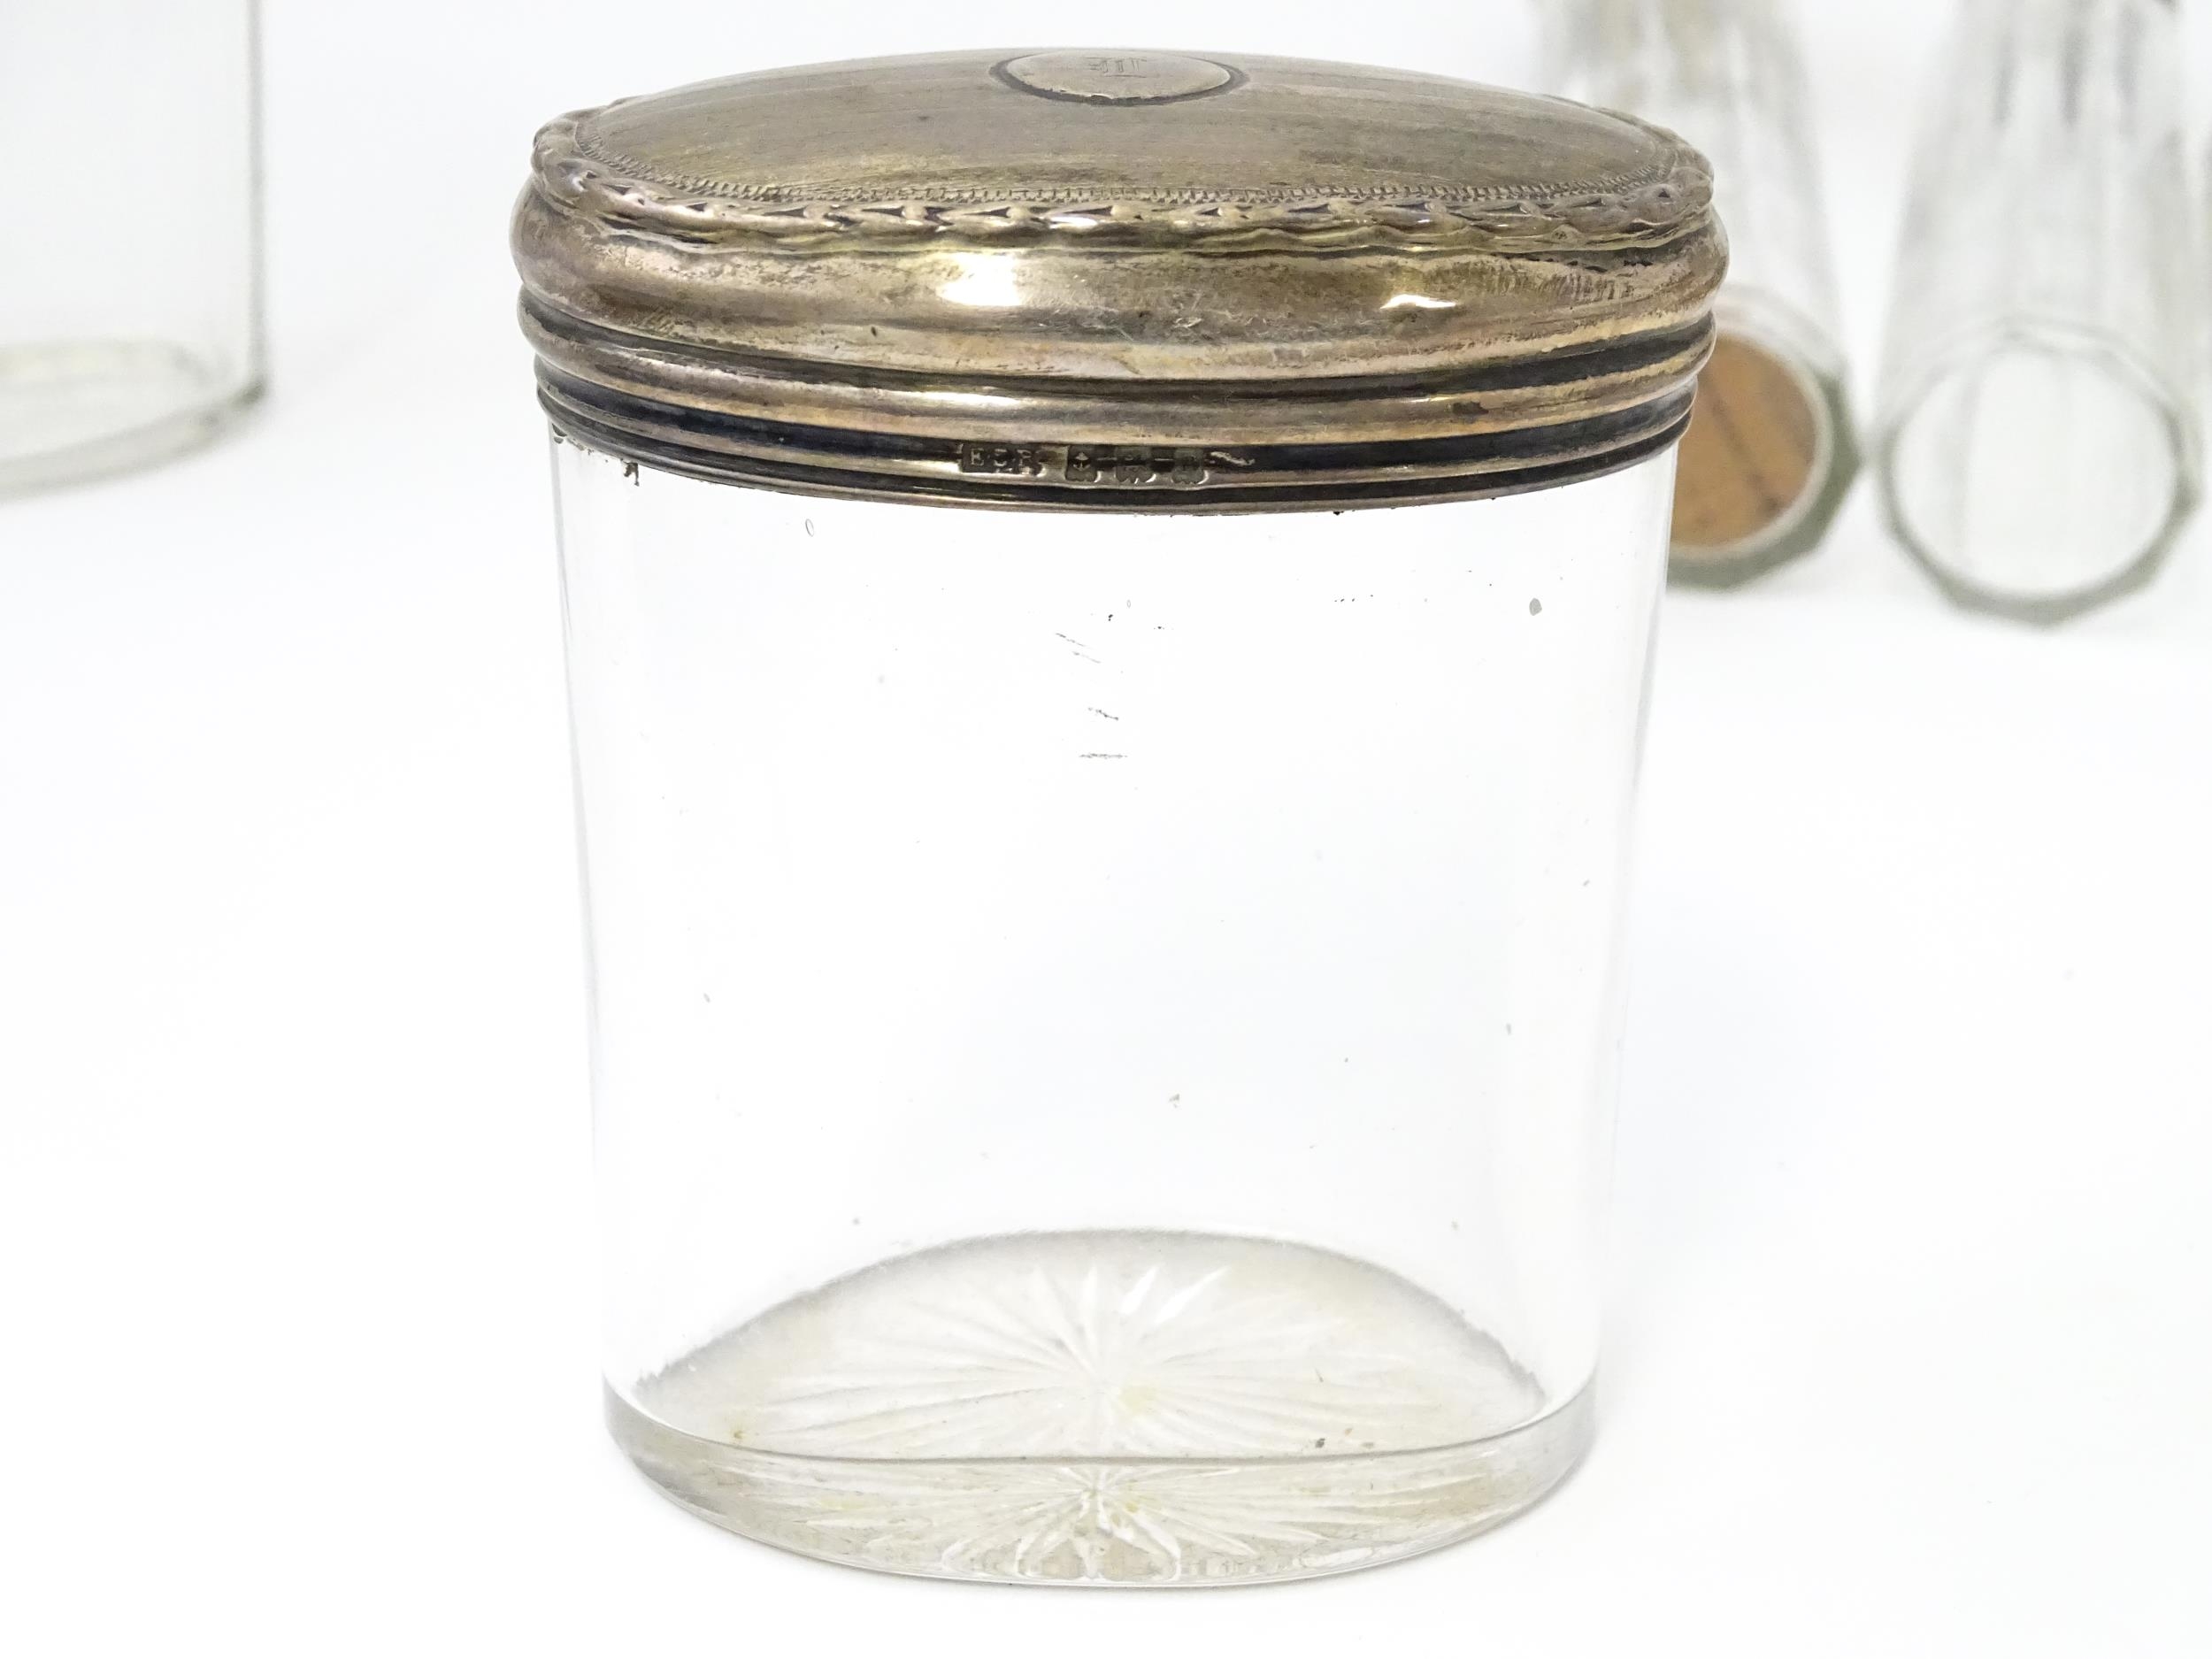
[
  {"x1": 1546, "y1": 0, "x2": 1858, "y2": 586},
  {"x1": 0, "y1": 1, "x2": 264, "y2": 495},
  {"x1": 1271, "y1": 0, "x2": 1545, "y2": 92},
  {"x1": 516, "y1": 50, "x2": 1724, "y2": 1586},
  {"x1": 1876, "y1": 0, "x2": 2201, "y2": 623}
]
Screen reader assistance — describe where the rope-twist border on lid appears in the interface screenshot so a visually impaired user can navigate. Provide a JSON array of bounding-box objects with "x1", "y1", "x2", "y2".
[{"x1": 531, "y1": 108, "x2": 1715, "y2": 255}]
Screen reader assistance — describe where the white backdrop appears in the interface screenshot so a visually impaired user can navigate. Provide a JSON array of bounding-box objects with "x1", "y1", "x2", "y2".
[{"x1": 4, "y1": 3, "x2": 2209, "y2": 1654}]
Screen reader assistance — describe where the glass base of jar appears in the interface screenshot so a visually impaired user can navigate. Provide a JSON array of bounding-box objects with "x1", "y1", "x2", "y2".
[
  {"x1": 0, "y1": 339, "x2": 261, "y2": 497},
  {"x1": 610, "y1": 1231, "x2": 1594, "y2": 1586}
]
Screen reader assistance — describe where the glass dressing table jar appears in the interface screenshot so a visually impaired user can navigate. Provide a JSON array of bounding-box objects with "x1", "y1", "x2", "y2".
[
  {"x1": 514, "y1": 48, "x2": 1724, "y2": 1586},
  {"x1": 0, "y1": 0, "x2": 264, "y2": 494},
  {"x1": 1546, "y1": 0, "x2": 1857, "y2": 586}
]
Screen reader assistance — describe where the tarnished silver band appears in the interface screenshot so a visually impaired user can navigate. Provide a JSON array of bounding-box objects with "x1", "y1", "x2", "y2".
[{"x1": 534, "y1": 344, "x2": 1704, "y2": 511}]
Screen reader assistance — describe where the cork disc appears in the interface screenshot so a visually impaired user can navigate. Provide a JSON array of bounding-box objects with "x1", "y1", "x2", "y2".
[{"x1": 1671, "y1": 332, "x2": 1824, "y2": 559}]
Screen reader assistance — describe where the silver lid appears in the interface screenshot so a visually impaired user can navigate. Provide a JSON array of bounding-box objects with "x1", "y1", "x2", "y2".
[{"x1": 514, "y1": 50, "x2": 1726, "y2": 510}]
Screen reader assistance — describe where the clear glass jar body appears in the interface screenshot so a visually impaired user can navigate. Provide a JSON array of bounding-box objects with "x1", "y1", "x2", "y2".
[
  {"x1": 0, "y1": 0, "x2": 264, "y2": 495},
  {"x1": 554, "y1": 438, "x2": 1675, "y2": 1585}
]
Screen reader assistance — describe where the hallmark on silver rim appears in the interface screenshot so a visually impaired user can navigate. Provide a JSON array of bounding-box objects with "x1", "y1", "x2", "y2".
[
  {"x1": 956, "y1": 442, "x2": 1048, "y2": 477},
  {"x1": 1069, "y1": 444, "x2": 1210, "y2": 486},
  {"x1": 959, "y1": 441, "x2": 1213, "y2": 486}
]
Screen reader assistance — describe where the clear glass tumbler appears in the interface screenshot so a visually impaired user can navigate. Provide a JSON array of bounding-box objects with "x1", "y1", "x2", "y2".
[
  {"x1": 1546, "y1": 0, "x2": 1858, "y2": 584},
  {"x1": 520, "y1": 48, "x2": 1723, "y2": 1586},
  {"x1": 1875, "y1": 0, "x2": 2201, "y2": 621},
  {"x1": 0, "y1": 1, "x2": 264, "y2": 495}
]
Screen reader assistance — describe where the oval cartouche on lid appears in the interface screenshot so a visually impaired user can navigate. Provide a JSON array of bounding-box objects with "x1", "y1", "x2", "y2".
[{"x1": 513, "y1": 50, "x2": 1726, "y2": 509}]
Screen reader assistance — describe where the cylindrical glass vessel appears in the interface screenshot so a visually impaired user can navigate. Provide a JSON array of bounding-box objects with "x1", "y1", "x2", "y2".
[
  {"x1": 1875, "y1": 0, "x2": 2201, "y2": 622},
  {"x1": 0, "y1": 0, "x2": 264, "y2": 495},
  {"x1": 1546, "y1": 0, "x2": 1857, "y2": 585},
  {"x1": 517, "y1": 50, "x2": 1724, "y2": 1586}
]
